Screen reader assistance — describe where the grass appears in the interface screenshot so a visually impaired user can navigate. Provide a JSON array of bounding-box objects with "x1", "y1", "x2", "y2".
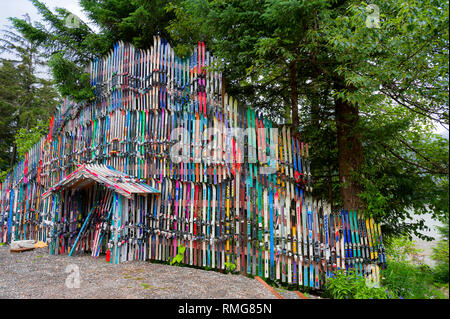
[
  {"x1": 140, "y1": 283, "x2": 152, "y2": 289},
  {"x1": 274, "y1": 287, "x2": 288, "y2": 293}
]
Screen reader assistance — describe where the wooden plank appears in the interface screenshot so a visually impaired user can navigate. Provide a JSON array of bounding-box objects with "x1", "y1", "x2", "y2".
[
  {"x1": 10, "y1": 247, "x2": 35, "y2": 253},
  {"x1": 294, "y1": 290, "x2": 308, "y2": 299}
]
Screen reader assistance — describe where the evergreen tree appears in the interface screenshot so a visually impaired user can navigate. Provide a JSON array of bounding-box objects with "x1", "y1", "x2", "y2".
[
  {"x1": 0, "y1": 15, "x2": 59, "y2": 172},
  {"x1": 11, "y1": 0, "x2": 180, "y2": 101}
]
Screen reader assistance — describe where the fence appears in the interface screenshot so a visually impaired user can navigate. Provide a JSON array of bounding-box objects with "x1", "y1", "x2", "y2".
[{"x1": 0, "y1": 37, "x2": 386, "y2": 289}]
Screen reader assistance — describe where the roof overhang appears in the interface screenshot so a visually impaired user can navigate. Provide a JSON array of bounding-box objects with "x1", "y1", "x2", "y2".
[{"x1": 42, "y1": 164, "x2": 160, "y2": 199}]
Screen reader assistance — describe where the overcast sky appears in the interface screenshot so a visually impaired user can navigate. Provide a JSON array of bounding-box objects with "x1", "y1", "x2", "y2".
[
  {"x1": 0, "y1": 0, "x2": 92, "y2": 32},
  {"x1": 0, "y1": 0, "x2": 96, "y2": 77}
]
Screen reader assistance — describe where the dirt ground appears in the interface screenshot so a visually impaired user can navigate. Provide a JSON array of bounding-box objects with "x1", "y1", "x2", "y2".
[{"x1": 0, "y1": 246, "x2": 317, "y2": 299}]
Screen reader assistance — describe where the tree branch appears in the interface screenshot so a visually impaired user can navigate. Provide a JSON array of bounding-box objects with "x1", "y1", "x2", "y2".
[{"x1": 382, "y1": 143, "x2": 448, "y2": 175}]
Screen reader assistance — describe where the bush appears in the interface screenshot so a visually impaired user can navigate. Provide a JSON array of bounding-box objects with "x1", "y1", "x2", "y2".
[
  {"x1": 324, "y1": 270, "x2": 395, "y2": 299},
  {"x1": 323, "y1": 234, "x2": 448, "y2": 299},
  {"x1": 431, "y1": 221, "x2": 449, "y2": 284},
  {"x1": 433, "y1": 261, "x2": 449, "y2": 284},
  {"x1": 382, "y1": 234, "x2": 448, "y2": 299},
  {"x1": 382, "y1": 260, "x2": 434, "y2": 299},
  {"x1": 15, "y1": 124, "x2": 47, "y2": 159}
]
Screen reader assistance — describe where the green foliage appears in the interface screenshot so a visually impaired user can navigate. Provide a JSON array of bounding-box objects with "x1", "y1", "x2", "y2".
[
  {"x1": 324, "y1": 235, "x2": 448, "y2": 299},
  {"x1": 10, "y1": 0, "x2": 180, "y2": 101},
  {"x1": 0, "y1": 170, "x2": 7, "y2": 183},
  {"x1": 10, "y1": 0, "x2": 101, "y2": 101},
  {"x1": 0, "y1": 60, "x2": 17, "y2": 171},
  {"x1": 14, "y1": 121, "x2": 47, "y2": 159},
  {"x1": 318, "y1": 0, "x2": 449, "y2": 235},
  {"x1": 382, "y1": 260, "x2": 439, "y2": 299},
  {"x1": 169, "y1": 245, "x2": 186, "y2": 265},
  {"x1": 324, "y1": 270, "x2": 394, "y2": 299},
  {"x1": 384, "y1": 236, "x2": 424, "y2": 264},
  {"x1": 81, "y1": 0, "x2": 178, "y2": 48},
  {"x1": 140, "y1": 283, "x2": 152, "y2": 289},
  {"x1": 0, "y1": 20, "x2": 59, "y2": 170},
  {"x1": 436, "y1": 217, "x2": 449, "y2": 241},
  {"x1": 382, "y1": 235, "x2": 448, "y2": 298},
  {"x1": 224, "y1": 261, "x2": 237, "y2": 273},
  {"x1": 167, "y1": 0, "x2": 324, "y2": 120},
  {"x1": 320, "y1": 0, "x2": 449, "y2": 125},
  {"x1": 357, "y1": 112, "x2": 449, "y2": 239},
  {"x1": 432, "y1": 243, "x2": 449, "y2": 283},
  {"x1": 431, "y1": 219, "x2": 449, "y2": 283},
  {"x1": 48, "y1": 53, "x2": 93, "y2": 102}
]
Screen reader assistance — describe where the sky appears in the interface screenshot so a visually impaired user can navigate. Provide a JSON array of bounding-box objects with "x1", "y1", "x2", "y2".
[
  {"x1": 0, "y1": 0, "x2": 96, "y2": 76},
  {"x1": 0, "y1": 0, "x2": 91, "y2": 31}
]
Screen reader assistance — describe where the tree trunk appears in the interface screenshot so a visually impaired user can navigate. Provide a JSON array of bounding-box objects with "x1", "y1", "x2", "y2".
[{"x1": 334, "y1": 81, "x2": 364, "y2": 210}]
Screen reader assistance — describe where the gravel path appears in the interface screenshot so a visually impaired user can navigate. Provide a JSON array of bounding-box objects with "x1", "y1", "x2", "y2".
[{"x1": 0, "y1": 246, "x2": 308, "y2": 299}]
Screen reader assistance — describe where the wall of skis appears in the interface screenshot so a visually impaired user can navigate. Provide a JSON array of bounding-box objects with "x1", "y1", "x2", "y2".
[{"x1": 0, "y1": 37, "x2": 386, "y2": 289}]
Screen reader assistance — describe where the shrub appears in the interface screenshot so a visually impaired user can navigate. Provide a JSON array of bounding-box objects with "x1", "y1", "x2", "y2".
[
  {"x1": 382, "y1": 260, "x2": 433, "y2": 299},
  {"x1": 325, "y1": 270, "x2": 394, "y2": 299},
  {"x1": 383, "y1": 234, "x2": 448, "y2": 299},
  {"x1": 431, "y1": 221, "x2": 449, "y2": 284}
]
